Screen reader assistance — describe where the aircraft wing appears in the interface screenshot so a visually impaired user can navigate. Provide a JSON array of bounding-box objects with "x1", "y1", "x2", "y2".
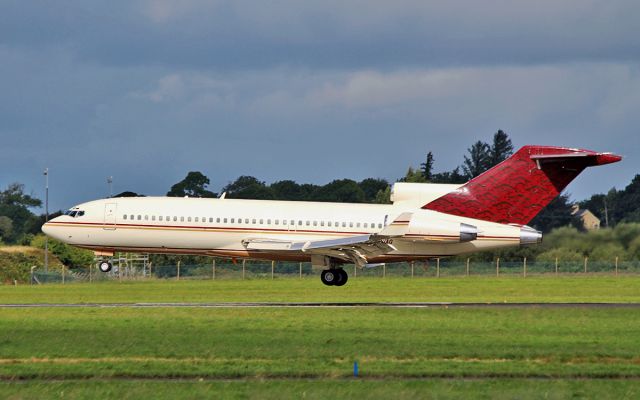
[{"x1": 241, "y1": 213, "x2": 412, "y2": 267}]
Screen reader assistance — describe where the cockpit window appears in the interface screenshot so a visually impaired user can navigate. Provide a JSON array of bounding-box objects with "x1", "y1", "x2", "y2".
[{"x1": 64, "y1": 209, "x2": 85, "y2": 218}]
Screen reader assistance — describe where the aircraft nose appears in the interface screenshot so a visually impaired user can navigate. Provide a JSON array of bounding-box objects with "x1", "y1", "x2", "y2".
[{"x1": 41, "y1": 222, "x2": 51, "y2": 236}]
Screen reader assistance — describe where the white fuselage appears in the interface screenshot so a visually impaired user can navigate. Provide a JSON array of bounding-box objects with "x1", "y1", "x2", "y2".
[{"x1": 43, "y1": 196, "x2": 527, "y2": 263}]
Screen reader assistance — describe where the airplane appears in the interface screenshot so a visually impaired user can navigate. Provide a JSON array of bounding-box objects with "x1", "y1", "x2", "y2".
[{"x1": 42, "y1": 145, "x2": 621, "y2": 286}]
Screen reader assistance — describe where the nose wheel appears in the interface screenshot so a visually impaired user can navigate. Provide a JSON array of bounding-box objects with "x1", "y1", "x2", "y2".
[
  {"x1": 98, "y1": 260, "x2": 113, "y2": 273},
  {"x1": 321, "y1": 268, "x2": 348, "y2": 286}
]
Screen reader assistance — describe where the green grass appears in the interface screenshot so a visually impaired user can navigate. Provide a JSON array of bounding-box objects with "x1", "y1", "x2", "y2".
[
  {"x1": 2, "y1": 275, "x2": 640, "y2": 303},
  {"x1": 1, "y1": 277, "x2": 640, "y2": 398},
  {"x1": 1, "y1": 379, "x2": 640, "y2": 400}
]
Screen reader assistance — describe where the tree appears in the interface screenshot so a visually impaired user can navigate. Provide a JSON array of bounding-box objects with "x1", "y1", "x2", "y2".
[
  {"x1": 113, "y1": 191, "x2": 142, "y2": 198},
  {"x1": 312, "y1": 179, "x2": 365, "y2": 203},
  {"x1": 0, "y1": 216, "x2": 13, "y2": 242},
  {"x1": 223, "y1": 176, "x2": 275, "y2": 200},
  {"x1": 401, "y1": 167, "x2": 427, "y2": 183},
  {"x1": 431, "y1": 167, "x2": 467, "y2": 184},
  {"x1": 462, "y1": 141, "x2": 491, "y2": 179},
  {"x1": 0, "y1": 183, "x2": 42, "y2": 243},
  {"x1": 373, "y1": 186, "x2": 392, "y2": 204},
  {"x1": 420, "y1": 152, "x2": 435, "y2": 181},
  {"x1": 529, "y1": 193, "x2": 576, "y2": 233},
  {"x1": 167, "y1": 172, "x2": 217, "y2": 198},
  {"x1": 270, "y1": 180, "x2": 307, "y2": 201},
  {"x1": 358, "y1": 178, "x2": 389, "y2": 202},
  {"x1": 488, "y1": 130, "x2": 514, "y2": 167}
]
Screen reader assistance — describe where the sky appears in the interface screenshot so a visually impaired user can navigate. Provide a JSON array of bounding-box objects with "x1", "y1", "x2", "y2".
[{"x1": 0, "y1": 0, "x2": 638, "y2": 211}]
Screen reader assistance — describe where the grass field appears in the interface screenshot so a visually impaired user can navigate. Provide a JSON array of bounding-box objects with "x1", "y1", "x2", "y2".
[
  {"x1": 1, "y1": 277, "x2": 640, "y2": 398},
  {"x1": 2, "y1": 275, "x2": 640, "y2": 303}
]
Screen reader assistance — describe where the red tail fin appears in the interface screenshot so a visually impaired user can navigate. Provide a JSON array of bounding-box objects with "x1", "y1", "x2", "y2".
[{"x1": 423, "y1": 145, "x2": 621, "y2": 225}]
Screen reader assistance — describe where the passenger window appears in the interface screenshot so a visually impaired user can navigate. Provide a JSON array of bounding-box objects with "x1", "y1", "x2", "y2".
[
  {"x1": 231, "y1": 218, "x2": 235, "y2": 223},
  {"x1": 378, "y1": 223, "x2": 382, "y2": 228},
  {"x1": 195, "y1": 217, "x2": 199, "y2": 222},
  {"x1": 290, "y1": 220, "x2": 295, "y2": 226},
  {"x1": 223, "y1": 218, "x2": 228, "y2": 223},
  {"x1": 313, "y1": 221, "x2": 317, "y2": 226},
  {"x1": 130, "y1": 215, "x2": 134, "y2": 220},
  {"x1": 145, "y1": 215, "x2": 149, "y2": 220},
  {"x1": 342, "y1": 222, "x2": 346, "y2": 227},
  {"x1": 137, "y1": 215, "x2": 142, "y2": 220},
  {"x1": 180, "y1": 217, "x2": 185, "y2": 222},
  {"x1": 275, "y1": 219, "x2": 279, "y2": 225},
  {"x1": 215, "y1": 218, "x2": 219, "y2": 223},
  {"x1": 123, "y1": 215, "x2": 127, "y2": 220},
  {"x1": 152, "y1": 216, "x2": 156, "y2": 221},
  {"x1": 173, "y1": 216, "x2": 178, "y2": 222},
  {"x1": 350, "y1": 222, "x2": 353, "y2": 228},
  {"x1": 357, "y1": 222, "x2": 361, "y2": 228},
  {"x1": 252, "y1": 219, "x2": 256, "y2": 224},
  {"x1": 245, "y1": 218, "x2": 249, "y2": 224},
  {"x1": 328, "y1": 221, "x2": 332, "y2": 227},
  {"x1": 306, "y1": 221, "x2": 310, "y2": 226},
  {"x1": 298, "y1": 220, "x2": 302, "y2": 226},
  {"x1": 267, "y1": 219, "x2": 271, "y2": 224},
  {"x1": 364, "y1": 223, "x2": 368, "y2": 228},
  {"x1": 159, "y1": 216, "x2": 163, "y2": 221}
]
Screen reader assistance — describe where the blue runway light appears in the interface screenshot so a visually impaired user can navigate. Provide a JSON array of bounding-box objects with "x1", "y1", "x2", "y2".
[{"x1": 354, "y1": 360, "x2": 359, "y2": 377}]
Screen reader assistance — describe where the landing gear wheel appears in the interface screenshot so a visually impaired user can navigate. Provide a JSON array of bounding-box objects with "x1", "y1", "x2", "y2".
[
  {"x1": 321, "y1": 269, "x2": 337, "y2": 286},
  {"x1": 334, "y1": 268, "x2": 348, "y2": 287},
  {"x1": 99, "y1": 261, "x2": 112, "y2": 273}
]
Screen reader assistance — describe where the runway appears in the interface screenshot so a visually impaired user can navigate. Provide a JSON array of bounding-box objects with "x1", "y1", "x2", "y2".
[{"x1": 1, "y1": 302, "x2": 640, "y2": 308}]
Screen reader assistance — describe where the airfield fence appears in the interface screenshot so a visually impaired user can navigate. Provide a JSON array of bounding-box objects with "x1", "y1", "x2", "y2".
[{"x1": 27, "y1": 257, "x2": 640, "y2": 284}]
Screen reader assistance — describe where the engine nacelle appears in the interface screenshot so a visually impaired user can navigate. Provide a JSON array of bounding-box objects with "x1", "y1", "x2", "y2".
[
  {"x1": 391, "y1": 182, "x2": 462, "y2": 206},
  {"x1": 404, "y1": 213, "x2": 479, "y2": 243}
]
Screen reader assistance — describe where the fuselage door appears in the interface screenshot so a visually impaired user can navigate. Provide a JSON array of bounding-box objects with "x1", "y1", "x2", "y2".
[{"x1": 103, "y1": 203, "x2": 117, "y2": 230}]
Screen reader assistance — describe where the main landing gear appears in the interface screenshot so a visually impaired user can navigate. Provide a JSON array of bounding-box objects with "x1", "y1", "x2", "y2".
[
  {"x1": 321, "y1": 268, "x2": 348, "y2": 287},
  {"x1": 98, "y1": 260, "x2": 113, "y2": 273}
]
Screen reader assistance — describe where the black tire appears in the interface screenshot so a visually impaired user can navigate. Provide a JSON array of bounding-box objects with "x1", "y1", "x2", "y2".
[
  {"x1": 99, "y1": 261, "x2": 112, "y2": 273},
  {"x1": 321, "y1": 269, "x2": 337, "y2": 286},
  {"x1": 334, "y1": 268, "x2": 348, "y2": 286}
]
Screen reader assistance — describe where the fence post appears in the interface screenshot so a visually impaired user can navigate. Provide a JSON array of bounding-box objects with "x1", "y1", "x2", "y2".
[
  {"x1": 436, "y1": 258, "x2": 440, "y2": 278},
  {"x1": 62, "y1": 265, "x2": 65, "y2": 284},
  {"x1": 89, "y1": 264, "x2": 92, "y2": 283},
  {"x1": 496, "y1": 258, "x2": 500, "y2": 277},
  {"x1": 212, "y1": 258, "x2": 216, "y2": 280},
  {"x1": 615, "y1": 256, "x2": 619, "y2": 276},
  {"x1": 271, "y1": 261, "x2": 275, "y2": 280},
  {"x1": 584, "y1": 257, "x2": 588, "y2": 274},
  {"x1": 354, "y1": 264, "x2": 357, "y2": 278},
  {"x1": 411, "y1": 261, "x2": 414, "y2": 278},
  {"x1": 466, "y1": 258, "x2": 470, "y2": 277},
  {"x1": 299, "y1": 262, "x2": 303, "y2": 279},
  {"x1": 177, "y1": 260, "x2": 181, "y2": 281},
  {"x1": 242, "y1": 259, "x2": 246, "y2": 280},
  {"x1": 383, "y1": 263, "x2": 386, "y2": 278},
  {"x1": 555, "y1": 257, "x2": 558, "y2": 275},
  {"x1": 523, "y1": 257, "x2": 527, "y2": 278},
  {"x1": 30, "y1": 266, "x2": 36, "y2": 285}
]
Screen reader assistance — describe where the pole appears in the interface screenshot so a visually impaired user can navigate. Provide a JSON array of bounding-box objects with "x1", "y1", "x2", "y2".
[
  {"x1": 436, "y1": 258, "x2": 440, "y2": 278},
  {"x1": 615, "y1": 256, "x2": 619, "y2": 276},
  {"x1": 383, "y1": 263, "x2": 386, "y2": 278},
  {"x1": 242, "y1": 259, "x2": 246, "y2": 280},
  {"x1": 523, "y1": 257, "x2": 527, "y2": 278},
  {"x1": 584, "y1": 257, "x2": 588, "y2": 274},
  {"x1": 466, "y1": 258, "x2": 470, "y2": 277},
  {"x1": 354, "y1": 264, "x2": 357, "y2": 278},
  {"x1": 271, "y1": 260, "x2": 275, "y2": 280},
  {"x1": 496, "y1": 257, "x2": 500, "y2": 277},
  {"x1": 177, "y1": 260, "x2": 181, "y2": 281},
  {"x1": 411, "y1": 261, "x2": 414, "y2": 278},
  {"x1": 212, "y1": 258, "x2": 216, "y2": 280},
  {"x1": 44, "y1": 168, "x2": 49, "y2": 273},
  {"x1": 62, "y1": 265, "x2": 65, "y2": 284},
  {"x1": 555, "y1": 257, "x2": 558, "y2": 275},
  {"x1": 299, "y1": 262, "x2": 302, "y2": 279},
  {"x1": 89, "y1": 264, "x2": 92, "y2": 283}
]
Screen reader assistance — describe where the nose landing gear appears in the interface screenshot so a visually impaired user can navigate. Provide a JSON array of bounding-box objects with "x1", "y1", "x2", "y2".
[{"x1": 321, "y1": 268, "x2": 348, "y2": 287}]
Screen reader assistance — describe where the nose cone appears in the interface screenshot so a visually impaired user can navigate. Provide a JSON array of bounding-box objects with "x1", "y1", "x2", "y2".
[{"x1": 41, "y1": 222, "x2": 52, "y2": 236}]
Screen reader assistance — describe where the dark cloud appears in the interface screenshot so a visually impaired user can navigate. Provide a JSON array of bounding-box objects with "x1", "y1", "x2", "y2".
[{"x1": 0, "y1": 1, "x2": 637, "y2": 210}]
